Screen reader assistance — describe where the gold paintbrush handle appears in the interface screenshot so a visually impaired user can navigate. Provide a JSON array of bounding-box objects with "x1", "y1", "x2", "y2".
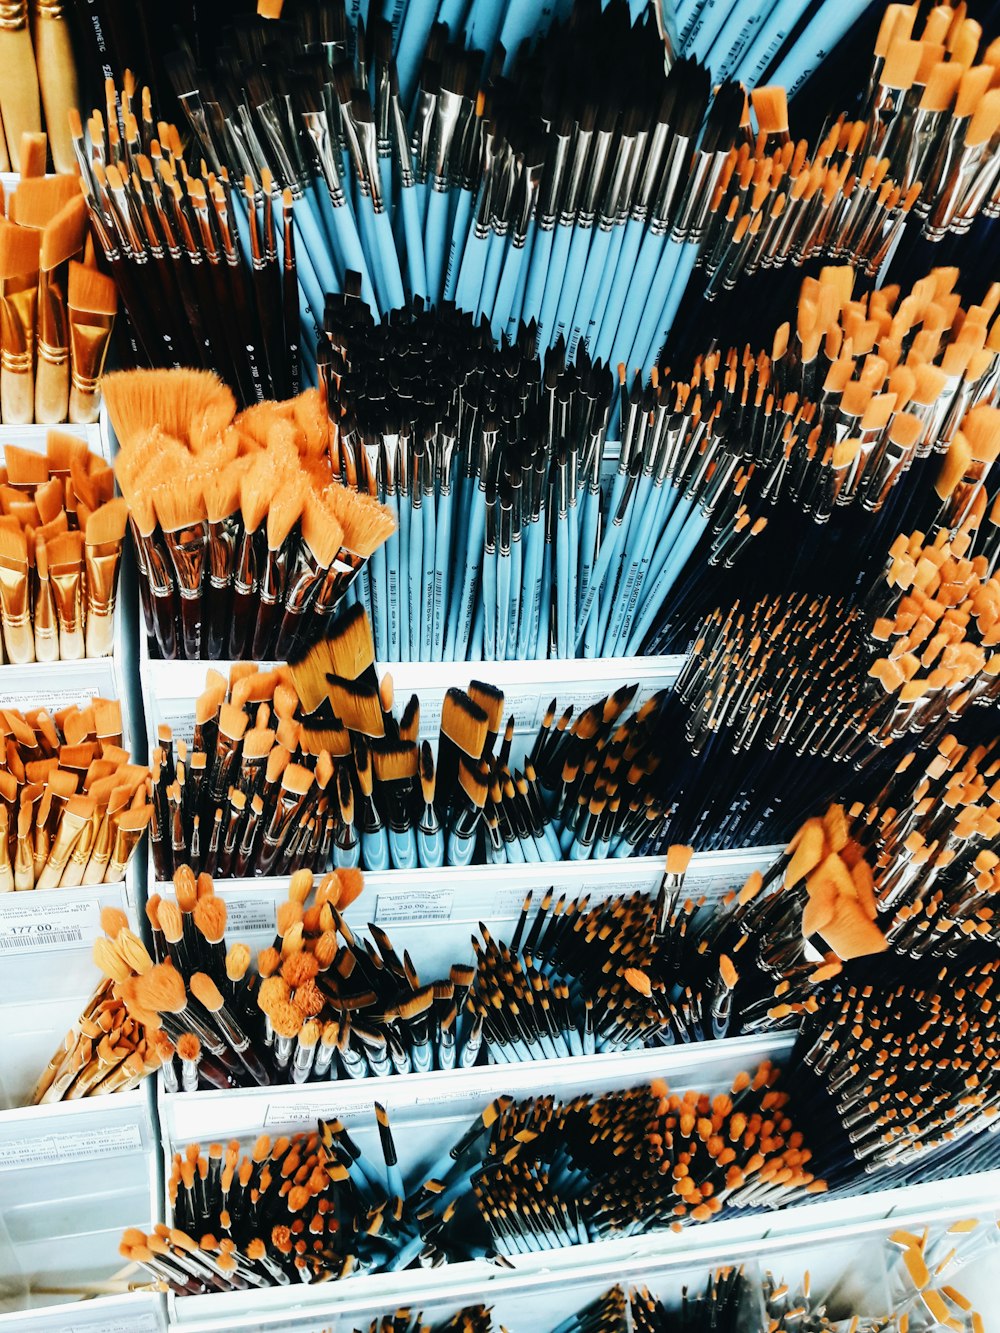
[
  {"x1": 35, "y1": 342, "x2": 70, "y2": 424},
  {"x1": 0, "y1": 19, "x2": 41, "y2": 173},
  {"x1": 31, "y1": 0, "x2": 79, "y2": 174}
]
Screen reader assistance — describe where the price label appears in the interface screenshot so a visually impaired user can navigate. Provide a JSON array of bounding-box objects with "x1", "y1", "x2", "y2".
[
  {"x1": 225, "y1": 896, "x2": 279, "y2": 935},
  {"x1": 0, "y1": 1123, "x2": 143, "y2": 1172},
  {"x1": 69, "y1": 1316, "x2": 158, "y2": 1333},
  {"x1": 375, "y1": 888, "x2": 454, "y2": 924},
  {"x1": 264, "y1": 1097, "x2": 376, "y2": 1127},
  {"x1": 0, "y1": 897, "x2": 102, "y2": 955}
]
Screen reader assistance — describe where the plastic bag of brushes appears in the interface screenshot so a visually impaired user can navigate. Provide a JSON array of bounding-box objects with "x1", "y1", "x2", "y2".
[
  {"x1": 0, "y1": 433, "x2": 128, "y2": 661},
  {"x1": 102, "y1": 367, "x2": 394, "y2": 661},
  {"x1": 352, "y1": 1309, "x2": 496, "y2": 1333},
  {"x1": 30, "y1": 904, "x2": 163, "y2": 1103},
  {"x1": 0, "y1": 695, "x2": 151, "y2": 890},
  {"x1": 881, "y1": 1219, "x2": 998, "y2": 1333},
  {"x1": 0, "y1": 175, "x2": 117, "y2": 426},
  {"x1": 125, "y1": 1059, "x2": 823, "y2": 1293},
  {"x1": 642, "y1": 266, "x2": 1000, "y2": 652}
]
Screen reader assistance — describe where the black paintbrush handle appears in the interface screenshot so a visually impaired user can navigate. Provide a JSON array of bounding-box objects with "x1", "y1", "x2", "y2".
[
  {"x1": 253, "y1": 261, "x2": 286, "y2": 399},
  {"x1": 223, "y1": 260, "x2": 266, "y2": 404},
  {"x1": 283, "y1": 255, "x2": 301, "y2": 398}
]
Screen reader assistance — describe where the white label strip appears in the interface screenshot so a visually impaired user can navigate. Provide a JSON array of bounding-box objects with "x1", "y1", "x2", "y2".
[
  {"x1": 67, "y1": 1317, "x2": 158, "y2": 1333},
  {"x1": 0, "y1": 1122, "x2": 143, "y2": 1172},
  {"x1": 0, "y1": 896, "x2": 102, "y2": 955},
  {"x1": 375, "y1": 888, "x2": 454, "y2": 924},
  {"x1": 225, "y1": 895, "x2": 280, "y2": 936}
]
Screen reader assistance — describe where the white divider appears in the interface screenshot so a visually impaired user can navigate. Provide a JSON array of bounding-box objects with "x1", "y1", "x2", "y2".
[
  {"x1": 0, "y1": 1081, "x2": 159, "y2": 1324},
  {"x1": 0, "y1": 422, "x2": 108, "y2": 461}
]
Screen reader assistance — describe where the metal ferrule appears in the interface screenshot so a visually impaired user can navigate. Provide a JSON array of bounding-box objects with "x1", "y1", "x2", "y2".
[
  {"x1": 189, "y1": 189, "x2": 220, "y2": 264},
  {"x1": 903, "y1": 107, "x2": 948, "y2": 197},
  {"x1": 105, "y1": 178, "x2": 147, "y2": 259},
  {"x1": 512, "y1": 160, "x2": 542, "y2": 247},
  {"x1": 558, "y1": 124, "x2": 595, "y2": 224},
  {"x1": 472, "y1": 171, "x2": 495, "y2": 238},
  {"x1": 291, "y1": 1037, "x2": 317, "y2": 1083},
  {"x1": 499, "y1": 489, "x2": 513, "y2": 557},
  {"x1": 948, "y1": 141, "x2": 1000, "y2": 233},
  {"x1": 537, "y1": 128, "x2": 573, "y2": 227},
  {"x1": 397, "y1": 429, "x2": 412, "y2": 499},
  {"x1": 672, "y1": 147, "x2": 729, "y2": 243},
  {"x1": 632, "y1": 120, "x2": 672, "y2": 219},
  {"x1": 389, "y1": 95, "x2": 414, "y2": 188},
  {"x1": 701, "y1": 451, "x2": 740, "y2": 515},
  {"x1": 649, "y1": 132, "x2": 690, "y2": 232},
  {"x1": 410, "y1": 87, "x2": 437, "y2": 183},
  {"x1": 255, "y1": 98, "x2": 304, "y2": 196},
  {"x1": 178, "y1": 92, "x2": 223, "y2": 177},
  {"x1": 489, "y1": 151, "x2": 516, "y2": 234},
  {"x1": 356, "y1": 116, "x2": 385, "y2": 207},
  {"x1": 302, "y1": 109, "x2": 348, "y2": 208},
  {"x1": 209, "y1": 187, "x2": 240, "y2": 267},
  {"x1": 438, "y1": 430, "x2": 458, "y2": 494},
  {"x1": 598, "y1": 133, "x2": 637, "y2": 229},
  {"x1": 282, "y1": 540, "x2": 327, "y2": 619},
  {"x1": 339, "y1": 431, "x2": 359, "y2": 489},
  {"x1": 576, "y1": 123, "x2": 616, "y2": 227},
  {"x1": 429, "y1": 89, "x2": 464, "y2": 188},
  {"x1": 162, "y1": 524, "x2": 209, "y2": 602},
  {"x1": 229, "y1": 106, "x2": 272, "y2": 188}
]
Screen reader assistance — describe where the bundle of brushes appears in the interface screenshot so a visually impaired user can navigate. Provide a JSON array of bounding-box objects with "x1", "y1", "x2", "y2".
[
  {"x1": 786, "y1": 950, "x2": 1000, "y2": 1194},
  {"x1": 321, "y1": 297, "x2": 615, "y2": 662},
  {"x1": 642, "y1": 556, "x2": 1000, "y2": 853},
  {"x1": 31, "y1": 905, "x2": 163, "y2": 1103},
  {"x1": 645, "y1": 266, "x2": 1000, "y2": 651},
  {"x1": 0, "y1": 165, "x2": 118, "y2": 425},
  {"x1": 148, "y1": 610, "x2": 674, "y2": 876},
  {"x1": 102, "y1": 368, "x2": 394, "y2": 661},
  {"x1": 0, "y1": 433, "x2": 128, "y2": 662},
  {"x1": 0, "y1": 695, "x2": 150, "y2": 890},
  {"x1": 125, "y1": 1060, "x2": 821, "y2": 1291},
  {"x1": 353, "y1": 1311, "x2": 494, "y2": 1333},
  {"x1": 0, "y1": 7, "x2": 80, "y2": 174}
]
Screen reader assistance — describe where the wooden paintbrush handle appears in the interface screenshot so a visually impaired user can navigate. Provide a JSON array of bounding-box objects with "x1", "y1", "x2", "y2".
[
  {"x1": 0, "y1": 104, "x2": 10, "y2": 172},
  {"x1": 35, "y1": 344, "x2": 69, "y2": 424},
  {"x1": 0, "y1": 13, "x2": 41, "y2": 173},
  {"x1": 32, "y1": 0, "x2": 80, "y2": 174}
]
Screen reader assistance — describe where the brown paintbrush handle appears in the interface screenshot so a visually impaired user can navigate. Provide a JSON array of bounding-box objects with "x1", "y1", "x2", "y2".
[
  {"x1": 35, "y1": 343, "x2": 70, "y2": 424},
  {"x1": 0, "y1": 103, "x2": 10, "y2": 172},
  {"x1": 32, "y1": 0, "x2": 79, "y2": 174},
  {"x1": 0, "y1": 12, "x2": 41, "y2": 173}
]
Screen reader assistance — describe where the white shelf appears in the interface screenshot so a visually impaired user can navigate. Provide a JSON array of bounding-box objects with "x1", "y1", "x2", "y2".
[
  {"x1": 167, "y1": 1202, "x2": 1000, "y2": 1332},
  {"x1": 0, "y1": 1082, "x2": 160, "y2": 1324},
  {"x1": 0, "y1": 422, "x2": 108, "y2": 461}
]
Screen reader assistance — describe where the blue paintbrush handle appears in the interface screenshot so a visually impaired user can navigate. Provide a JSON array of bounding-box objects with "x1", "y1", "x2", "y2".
[
  {"x1": 417, "y1": 822, "x2": 445, "y2": 868},
  {"x1": 567, "y1": 501, "x2": 578, "y2": 649},
  {"x1": 443, "y1": 189, "x2": 476, "y2": 302},
  {"x1": 333, "y1": 839, "x2": 360, "y2": 868},
  {"x1": 593, "y1": 217, "x2": 646, "y2": 363},
  {"x1": 330, "y1": 200, "x2": 377, "y2": 313},
  {"x1": 408, "y1": 497, "x2": 423, "y2": 661},
  {"x1": 491, "y1": 238, "x2": 525, "y2": 342},
  {"x1": 622, "y1": 497, "x2": 699, "y2": 654},
  {"x1": 395, "y1": 2, "x2": 439, "y2": 106},
  {"x1": 294, "y1": 192, "x2": 338, "y2": 294},
  {"x1": 506, "y1": 218, "x2": 537, "y2": 339},
  {"x1": 465, "y1": 0, "x2": 508, "y2": 62},
  {"x1": 581, "y1": 221, "x2": 626, "y2": 355},
  {"x1": 558, "y1": 822, "x2": 576, "y2": 855},
  {"x1": 452, "y1": 491, "x2": 486, "y2": 660},
  {"x1": 361, "y1": 825, "x2": 390, "y2": 872},
  {"x1": 534, "y1": 532, "x2": 552, "y2": 659},
  {"x1": 616, "y1": 488, "x2": 673, "y2": 653},
  {"x1": 519, "y1": 836, "x2": 541, "y2": 864},
  {"x1": 573, "y1": 468, "x2": 631, "y2": 650},
  {"x1": 495, "y1": 547, "x2": 511, "y2": 661},
  {"x1": 516, "y1": 516, "x2": 543, "y2": 659},
  {"x1": 569, "y1": 836, "x2": 594, "y2": 862},
  {"x1": 396, "y1": 487, "x2": 411, "y2": 660},
  {"x1": 504, "y1": 836, "x2": 525, "y2": 864},
  {"x1": 624, "y1": 509, "x2": 710, "y2": 656},
  {"x1": 447, "y1": 827, "x2": 479, "y2": 866},
  {"x1": 596, "y1": 487, "x2": 641, "y2": 650},
  {"x1": 477, "y1": 228, "x2": 510, "y2": 322},
  {"x1": 383, "y1": 490, "x2": 400, "y2": 662},
  {"x1": 733, "y1": 0, "x2": 810, "y2": 85},
  {"x1": 553, "y1": 224, "x2": 594, "y2": 345},
  {"x1": 577, "y1": 486, "x2": 600, "y2": 623},
  {"x1": 632, "y1": 241, "x2": 699, "y2": 377},
  {"x1": 444, "y1": 475, "x2": 472, "y2": 660},
  {"x1": 567, "y1": 225, "x2": 614, "y2": 359},
  {"x1": 555, "y1": 514, "x2": 570, "y2": 657},
  {"x1": 622, "y1": 237, "x2": 683, "y2": 381},
  {"x1": 424, "y1": 187, "x2": 451, "y2": 305},
  {"x1": 455, "y1": 229, "x2": 490, "y2": 316},
  {"x1": 369, "y1": 542, "x2": 389, "y2": 661},
  {"x1": 388, "y1": 825, "x2": 418, "y2": 871},
  {"x1": 469, "y1": 597, "x2": 485, "y2": 660},
  {"x1": 421, "y1": 490, "x2": 436, "y2": 660},
  {"x1": 537, "y1": 222, "x2": 574, "y2": 346},
  {"x1": 483, "y1": 543, "x2": 497, "y2": 660},
  {"x1": 521, "y1": 225, "x2": 555, "y2": 326},
  {"x1": 498, "y1": 0, "x2": 542, "y2": 70},
  {"x1": 602, "y1": 475, "x2": 656, "y2": 654},
  {"x1": 583, "y1": 583, "x2": 600, "y2": 657},
  {"x1": 433, "y1": 492, "x2": 453, "y2": 661},
  {"x1": 507, "y1": 535, "x2": 522, "y2": 661},
  {"x1": 399, "y1": 185, "x2": 428, "y2": 303},
  {"x1": 373, "y1": 207, "x2": 405, "y2": 312},
  {"x1": 290, "y1": 214, "x2": 327, "y2": 328}
]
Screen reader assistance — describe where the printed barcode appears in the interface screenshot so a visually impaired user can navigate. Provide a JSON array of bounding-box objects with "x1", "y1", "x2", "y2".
[{"x1": 0, "y1": 928, "x2": 83, "y2": 948}]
